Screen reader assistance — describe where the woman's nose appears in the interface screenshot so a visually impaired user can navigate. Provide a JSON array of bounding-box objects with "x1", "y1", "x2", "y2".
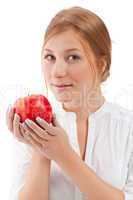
[{"x1": 52, "y1": 61, "x2": 67, "y2": 77}]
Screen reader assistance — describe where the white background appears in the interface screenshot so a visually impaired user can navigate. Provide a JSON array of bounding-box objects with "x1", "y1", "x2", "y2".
[{"x1": 0, "y1": 0, "x2": 133, "y2": 199}]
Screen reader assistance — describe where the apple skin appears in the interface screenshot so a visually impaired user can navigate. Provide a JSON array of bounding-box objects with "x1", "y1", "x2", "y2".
[{"x1": 13, "y1": 94, "x2": 53, "y2": 123}]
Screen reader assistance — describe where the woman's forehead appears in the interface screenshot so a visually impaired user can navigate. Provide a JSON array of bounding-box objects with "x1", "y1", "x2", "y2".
[
  {"x1": 43, "y1": 30, "x2": 94, "y2": 59},
  {"x1": 43, "y1": 30, "x2": 85, "y2": 51}
]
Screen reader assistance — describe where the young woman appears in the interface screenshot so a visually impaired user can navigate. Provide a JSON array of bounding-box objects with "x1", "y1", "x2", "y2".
[{"x1": 6, "y1": 6, "x2": 133, "y2": 200}]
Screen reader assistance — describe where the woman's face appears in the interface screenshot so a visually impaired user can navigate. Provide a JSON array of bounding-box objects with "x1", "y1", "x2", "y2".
[{"x1": 41, "y1": 30, "x2": 99, "y2": 105}]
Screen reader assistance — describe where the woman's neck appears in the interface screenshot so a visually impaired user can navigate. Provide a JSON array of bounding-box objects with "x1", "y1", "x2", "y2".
[{"x1": 62, "y1": 87, "x2": 105, "y2": 121}]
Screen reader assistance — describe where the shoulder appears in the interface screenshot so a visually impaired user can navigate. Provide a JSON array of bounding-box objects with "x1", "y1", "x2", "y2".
[
  {"x1": 101, "y1": 102, "x2": 133, "y2": 145},
  {"x1": 105, "y1": 101, "x2": 133, "y2": 125},
  {"x1": 100, "y1": 101, "x2": 133, "y2": 138}
]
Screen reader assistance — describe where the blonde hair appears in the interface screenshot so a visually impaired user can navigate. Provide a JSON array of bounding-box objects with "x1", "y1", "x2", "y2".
[{"x1": 42, "y1": 6, "x2": 112, "y2": 87}]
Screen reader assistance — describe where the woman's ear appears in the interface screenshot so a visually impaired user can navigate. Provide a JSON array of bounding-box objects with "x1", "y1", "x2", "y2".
[{"x1": 98, "y1": 56, "x2": 107, "y2": 76}]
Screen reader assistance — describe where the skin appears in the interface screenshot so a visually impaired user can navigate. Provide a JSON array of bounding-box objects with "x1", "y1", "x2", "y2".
[
  {"x1": 41, "y1": 29, "x2": 106, "y2": 160},
  {"x1": 6, "y1": 29, "x2": 105, "y2": 149},
  {"x1": 41, "y1": 29, "x2": 106, "y2": 121},
  {"x1": 6, "y1": 29, "x2": 124, "y2": 199}
]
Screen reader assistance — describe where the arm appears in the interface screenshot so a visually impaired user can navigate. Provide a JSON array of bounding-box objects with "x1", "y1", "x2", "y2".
[
  {"x1": 57, "y1": 147, "x2": 124, "y2": 200},
  {"x1": 19, "y1": 151, "x2": 51, "y2": 200},
  {"x1": 6, "y1": 106, "x2": 51, "y2": 200}
]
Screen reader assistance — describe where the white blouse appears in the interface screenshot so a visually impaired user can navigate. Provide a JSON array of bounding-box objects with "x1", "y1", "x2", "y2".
[{"x1": 9, "y1": 97, "x2": 133, "y2": 200}]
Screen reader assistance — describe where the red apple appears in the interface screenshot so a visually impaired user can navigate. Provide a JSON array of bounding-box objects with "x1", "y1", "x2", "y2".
[{"x1": 13, "y1": 94, "x2": 53, "y2": 123}]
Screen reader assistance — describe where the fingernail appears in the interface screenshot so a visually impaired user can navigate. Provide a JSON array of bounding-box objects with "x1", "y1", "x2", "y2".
[
  {"x1": 36, "y1": 117, "x2": 42, "y2": 121},
  {"x1": 15, "y1": 113, "x2": 20, "y2": 119},
  {"x1": 25, "y1": 119, "x2": 32, "y2": 124}
]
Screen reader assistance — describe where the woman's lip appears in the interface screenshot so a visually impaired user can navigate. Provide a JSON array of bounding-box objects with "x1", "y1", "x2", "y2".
[
  {"x1": 53, "y1": 84, "x2": 73, "y2": 87},
  {"x1": 56, "y1": 85, "x2": 72, "y2": 87},
  {"x1": 53, "y1": 84, "x2": 73, "y2": 91}
]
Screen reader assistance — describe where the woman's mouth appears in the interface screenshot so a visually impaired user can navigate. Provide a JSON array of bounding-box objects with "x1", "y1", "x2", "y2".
[{"x1": 53, "y1": 84, "x2": 73, "y2": 91}]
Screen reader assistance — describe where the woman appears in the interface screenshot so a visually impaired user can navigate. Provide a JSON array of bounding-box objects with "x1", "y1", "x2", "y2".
[{"x1": 6, "y1": 6, "x2": 133, "y2": 200}]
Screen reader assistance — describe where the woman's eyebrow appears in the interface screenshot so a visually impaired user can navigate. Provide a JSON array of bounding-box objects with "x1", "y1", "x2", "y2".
[{"x1": 44, "y1": 48, "x2": 81, "y2": 52}]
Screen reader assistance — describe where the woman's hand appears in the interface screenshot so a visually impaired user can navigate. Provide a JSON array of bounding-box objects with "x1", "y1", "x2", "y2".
[
  {"x1": 21, "y1": 114, "x2": 72, "y2": 162},
  {"x1": 6, "y1": 105, "x2": 52, "y2": 163},
  {"x1": 6, "y1": 105, "x2": 45, "y2": 148},
  {"x1": 6, "y1": 105, "x2": 29, "y2": 144}
]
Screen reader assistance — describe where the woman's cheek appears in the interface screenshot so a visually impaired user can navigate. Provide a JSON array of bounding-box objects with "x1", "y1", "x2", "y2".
[{"x1": 71, "y1": 67, "x2": 89, "y2": 82}]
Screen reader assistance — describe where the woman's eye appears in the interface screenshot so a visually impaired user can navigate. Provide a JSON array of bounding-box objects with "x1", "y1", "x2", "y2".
[
  {"x1": 43, "y1": 54, "x2": 80, "y2": 62},
  {"x1": 68, "y1": 55, "x2": 80, "y2": 61},
  {"x1": 44, "y1": 54, "x2": 55, "y2": 61}
]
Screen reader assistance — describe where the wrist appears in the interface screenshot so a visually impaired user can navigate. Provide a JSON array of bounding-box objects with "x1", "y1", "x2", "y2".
[
  {"x1": 32, "y1": 149, "x2": 51, "y2": 165},
  {"x1": 56, "y1": 145, "x2": 74, "y2": 165}
]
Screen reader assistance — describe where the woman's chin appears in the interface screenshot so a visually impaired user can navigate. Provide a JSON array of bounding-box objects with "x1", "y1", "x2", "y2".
[{"x1": 54, "y1": 94, "x2": 72, "y2": 102}]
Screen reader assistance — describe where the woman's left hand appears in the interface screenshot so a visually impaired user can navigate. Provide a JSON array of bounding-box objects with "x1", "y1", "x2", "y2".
[{"x1": 20, "y1": 114, "x2": 72, "y2": 162}]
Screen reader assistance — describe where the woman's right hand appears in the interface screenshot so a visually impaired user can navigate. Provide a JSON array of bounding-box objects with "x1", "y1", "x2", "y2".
[
  {"x1": 6, "y1": 105, "x2": 51, "y2": 161},
  {"x1": 6, "y1": 105, "x2": 29, "y2": 144},
  {"x1": 6, "y1": 105, "x2": 45, "y2": 147}
]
